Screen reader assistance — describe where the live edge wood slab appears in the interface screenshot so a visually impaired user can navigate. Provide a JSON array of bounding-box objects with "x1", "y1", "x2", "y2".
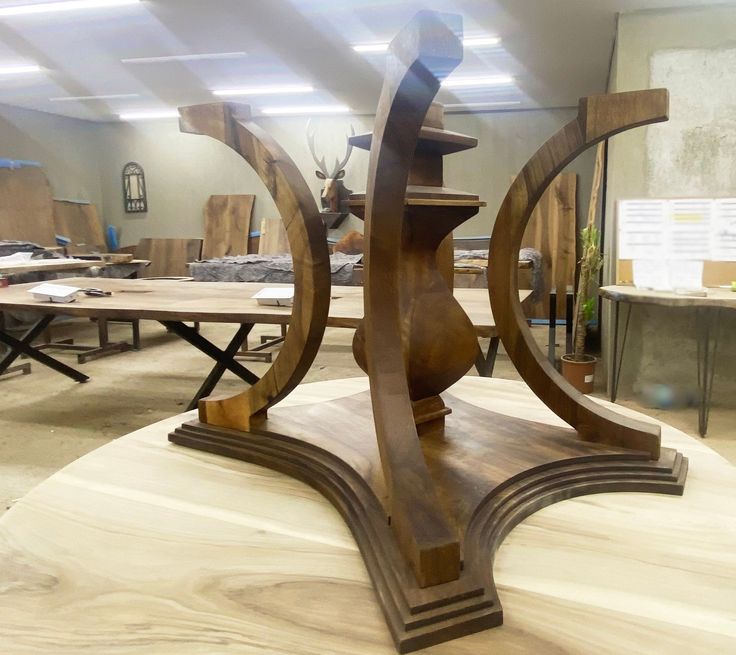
[
  {"x1": 163, "y1": 11, "x2": 688, "y2": 653},
  {"x1": 1, "y1": 379, "x2": 732, "y2": 654}
]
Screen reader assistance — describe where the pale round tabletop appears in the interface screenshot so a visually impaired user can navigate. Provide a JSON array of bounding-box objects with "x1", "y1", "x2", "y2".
[{"x1": 1, "y1": 377, "x2": 735, "y2": 654}]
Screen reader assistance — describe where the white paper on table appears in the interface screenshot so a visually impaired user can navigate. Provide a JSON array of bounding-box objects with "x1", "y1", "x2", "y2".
[
  {"x1": 28, "y1": 283, "x2": 81, "y2": 303},
  {"x1": 632, "y1": 259, "x2": 671, "y2": 291},
  {"x1": 252, "y1": 286, "x2": 294, "y2": 307},
  {"x1": 669, "y1": 260, "x2": 704, "y2": 291}
]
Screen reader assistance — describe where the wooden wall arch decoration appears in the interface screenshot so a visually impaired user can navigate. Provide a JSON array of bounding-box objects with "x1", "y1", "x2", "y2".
[
  {"x1": 178, "y1": 103, "x2": 331, "y2": 430},
  {"x1": 170, "y1": 13, "x2": 687, "y2": 654},
  {"x1": 488, "y1": 90, "x2": 669, "y2": 459}
]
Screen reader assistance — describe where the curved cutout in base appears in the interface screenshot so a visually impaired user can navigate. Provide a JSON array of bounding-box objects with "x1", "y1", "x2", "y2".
[{"x1": 170, "y1": 389, "x2": 686, "y2": 653}]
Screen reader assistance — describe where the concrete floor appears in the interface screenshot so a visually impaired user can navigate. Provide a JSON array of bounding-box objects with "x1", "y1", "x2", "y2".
[{"x1": 1, "y1": 318, "x2": 734, "y2": 514}]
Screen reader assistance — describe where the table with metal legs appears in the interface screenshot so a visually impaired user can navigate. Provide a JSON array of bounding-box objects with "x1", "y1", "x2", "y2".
[{"x1": 601, "y1": 285, "x2": 733, "y2": 438}]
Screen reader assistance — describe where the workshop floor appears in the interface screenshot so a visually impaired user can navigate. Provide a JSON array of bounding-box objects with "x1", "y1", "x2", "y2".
[{"x1": 1, "y1": 319, "x2": 734, "y2": 514}]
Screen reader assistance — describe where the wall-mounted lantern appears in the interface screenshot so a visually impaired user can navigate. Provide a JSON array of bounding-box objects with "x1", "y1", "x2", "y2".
[{"x1": 123, "y1": 161, "x2": 147, "y2": 213}]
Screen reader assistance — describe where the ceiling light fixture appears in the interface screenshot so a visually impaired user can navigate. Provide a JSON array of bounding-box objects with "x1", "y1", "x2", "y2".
[
  {"x1": 0, "y1": 64, "x2": 42, "y2": 75},
  {"x1": 118, "y1": 109, "x2": 180, "y2": 121},
  {"x1": 442, "y1": 74, "x2": 514, "y2": 88},
  {"x1": 260, "y1": 104, "x2": 350, "y2": 116},
  {"x1": 51, "y1": 93, "x2": 140, "y2": 102},
  {"x1": 445, "y1": 100, "x2": 521, "y2": 110},
  {"x1": 122, "y1": 52, "x2": 248, "y2": 64},
  {"x1": 462, "y1": 36, "x2": 501, "y2": 48},
  {"x1": 213, "y1": 84, "x2": 314, "y2": 97},
  {"x1": 352, "y1": 35, "x2": 501, "y2": 53},
  {"x1": 352, "y1": 43, "x2": 389, "y2": 53},
  {"x1": 0, "y1": 0, "x2": 140, "y2": 17}
]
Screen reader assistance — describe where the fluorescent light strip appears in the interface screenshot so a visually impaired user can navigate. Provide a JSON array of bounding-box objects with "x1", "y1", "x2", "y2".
[
  {"x1": 119, "y1": 109, "x2": 179, "y2": 121},
  {"x1": 260, "y1": 105, "x2": 350, "y2": 116},
  {"x1": 0, "y1": 0, "x2": 140, "y2": 17},
  {"x1": 0, "y1": 64, "x2": 42, "y2": 75},
  {"x1": 122, "y1": 52, "x2": 247, "y2": 64},
  {"x1": 213, "y1": 84, "x2": 313, "y2": 97},
  {"x1": 352, "y1": 36, "x2": 500, "y2": 53},
  {"x1": 51, "y1": 93, "x2": 140, "y2": 102},
  {"x1": 442, "y1": 75, "x2": 514, "y2": 88},
  {"x1": 445, "y1": 101, "x2": 522, "y2": 110},
  {"x1": 462, "y1": 36, "x2": 501, "y2": 47}
]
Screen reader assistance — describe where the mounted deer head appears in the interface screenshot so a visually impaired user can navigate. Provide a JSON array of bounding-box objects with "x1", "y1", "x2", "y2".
[{"x1": 307, "y1": 120, "x2": 355, "y2": 217}]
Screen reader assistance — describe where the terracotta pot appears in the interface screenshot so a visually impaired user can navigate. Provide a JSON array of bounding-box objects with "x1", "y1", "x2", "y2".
[{"x1": 561, "y1": 354, "x2": 597, "y2": 394}]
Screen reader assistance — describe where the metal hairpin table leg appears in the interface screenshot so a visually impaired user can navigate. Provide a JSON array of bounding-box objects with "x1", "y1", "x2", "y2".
[
  {"x1": 158, "y1": 321, "x2": 260, "y2": 411},
  {"x1": 0, "y1": 315, "x2": 89, "y2": 383},
  {"x1": 609, "y1": 300, "x2": 632, "y2": 403},
  {"x1": 696, "y1": 307, "x2": 719, "y2": 438}
]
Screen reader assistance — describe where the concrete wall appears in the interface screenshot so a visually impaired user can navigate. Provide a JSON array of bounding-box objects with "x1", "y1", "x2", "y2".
[
  {"x1": 0, "y1": 103, "x2": 102, "y2": 206},
  {"x1": 605, "y1": 5, "x2": 736, "y2": 404}
]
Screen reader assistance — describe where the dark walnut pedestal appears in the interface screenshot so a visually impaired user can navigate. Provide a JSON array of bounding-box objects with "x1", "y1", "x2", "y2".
[{"x1": 171, "y1": 388, "x2": 686, "y2": 653}]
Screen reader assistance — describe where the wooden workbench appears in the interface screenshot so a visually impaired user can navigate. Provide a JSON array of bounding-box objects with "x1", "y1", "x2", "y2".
[{"x1": 0, "y1": 377, "x2": 733, "y2": 654}]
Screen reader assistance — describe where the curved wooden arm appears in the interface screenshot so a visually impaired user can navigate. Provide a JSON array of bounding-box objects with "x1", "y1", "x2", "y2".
[
  {"x1": 363, "y1": 11, "x2": 463, "y2": 587},
  {"x1": 488, "y1": 89, "x2": 669, "y2": 458},
  {"x1": 179, "y1": 103, "x2": 331, "y2": 430}
]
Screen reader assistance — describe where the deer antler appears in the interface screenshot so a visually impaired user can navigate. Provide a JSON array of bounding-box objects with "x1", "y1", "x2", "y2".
[
  {"x1": 331, "y1": 124, "x2": 355, "y2": 177},
  {"x1": 306, "y1": 118, "x2": 329, "y2": 176}
]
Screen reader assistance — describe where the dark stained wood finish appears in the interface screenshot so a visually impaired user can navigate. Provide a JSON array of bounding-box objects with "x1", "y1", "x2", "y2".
[
  {"x1": 488, "y1": 89, "x2": 670, "y2": 458},
  {"x1": 351, "y1": 11, "x2": 485, "y2": 589},
  {"x1": 202, "y1": 194, "x2": 255, "y2": 259},
  {"x1": 179, "y1": 103, "x2": 330, "y2": 431},
  {"x1": 170, "y1": 389, "x2": 687, "y2": 653},
  {"x1": 134, "y1": 238, "x2": 203, "y2": 278}
]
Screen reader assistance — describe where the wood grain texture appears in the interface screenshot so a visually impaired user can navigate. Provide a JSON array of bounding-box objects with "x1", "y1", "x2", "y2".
[
  {"x1": 202, "y1": 194, "x2": 255, "y2": 259},
  {"x1": 357, "y1": 11, "x2": 469, "y2": 588},
  {"x1": 519, "y1": 173, "x2": 576, "y2": 319},
  {"x1": 178, "y1": 103, "x2": 330, "y2": 431},
  {"x1": 488, "y1": 89, "x2": 670, "y2": 459},
  {"x1": 0, "y1": 167, "x2": 56, "y2": 247},
  {"x1": 0, "y1": 278, "x2": 523, "y2": 332},
  {"x1": 134, "y1": 238, "x2": 203, "y2": 278},
  {"x1": 1, "y1": 378, "x2": 726, "y2": 654},
  {"x1": 0, "y1": 259, "x2": 97, "y2": 276},
  {"x1": 257, "y1": 217, "x2": 291, "y2": 255},
  {"x1": 52, "y1": 200, "x2": 106, "y2": 250},
  {"x1": 600, "y1": 285, "x2": 736, "y2": 309}
]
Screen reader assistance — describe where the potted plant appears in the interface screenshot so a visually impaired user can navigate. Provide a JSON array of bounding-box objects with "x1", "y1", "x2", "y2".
[{"x1": 562, "y1": 221, "x2": 603, "y2": 393}]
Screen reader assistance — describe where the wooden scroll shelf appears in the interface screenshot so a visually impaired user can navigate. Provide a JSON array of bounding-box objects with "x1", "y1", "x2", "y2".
[{"x1": 170, "y1": 10, "x2": 687, "y2": 653}]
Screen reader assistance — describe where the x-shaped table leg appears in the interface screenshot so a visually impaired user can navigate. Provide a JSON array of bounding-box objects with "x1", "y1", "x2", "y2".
[
  {"x1": 159, "y1": 322, "x2": 259, "y2": 411},
  {"x1": 0, "y1": 315, "x2": 89, "y2": 383}
]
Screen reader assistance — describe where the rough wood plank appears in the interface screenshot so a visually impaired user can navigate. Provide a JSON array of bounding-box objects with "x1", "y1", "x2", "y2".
[
  {"x1": 257, "y1": 217, "x2": 291, "y2": 255},
  {"x1": 202, "y1": 194, "x2": 255, "y2": 259},
  {"x1": 519, "y1": 173, "x2": 577, "y2": 319},
  {"x1": 0, "y1": 167, "x2": 56, "y2": 246},
  {"x1": 52, "y1": 200, "x2": 106, "y2": 251},
  {"x1": 134, "y1": 238, "x2": 203, "y2": 277}
]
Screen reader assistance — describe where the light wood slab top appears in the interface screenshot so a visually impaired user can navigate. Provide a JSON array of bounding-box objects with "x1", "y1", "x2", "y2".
[
  {"x1": 0, "y1": 258, "x2": 98, "y2": 276},
  {"x1": 600, "y1": 284, "x2": 736, "y2": 309},
  {"x1": 0, "y1": 278, "x2": 529, "y2": 332},
  {"x1": 0, "y1": 377, "x2": 733, "y2": 653}
]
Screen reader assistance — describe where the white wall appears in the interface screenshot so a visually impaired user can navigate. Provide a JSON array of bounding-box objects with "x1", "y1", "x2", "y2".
[
  {"x1": 0, "y1": 103, "x2": 102, "y2": 206},
  {"x1": 605, "y1": 5, "x2": 736, "y2": 404},
  {"x1": 95, "y1": 107, "x2": 594, "y2": 247}
]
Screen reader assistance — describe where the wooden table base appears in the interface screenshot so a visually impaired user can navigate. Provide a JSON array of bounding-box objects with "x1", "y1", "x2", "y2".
[{"x1": 171, "y1": 389, "x2": 687, "y2": 653}]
